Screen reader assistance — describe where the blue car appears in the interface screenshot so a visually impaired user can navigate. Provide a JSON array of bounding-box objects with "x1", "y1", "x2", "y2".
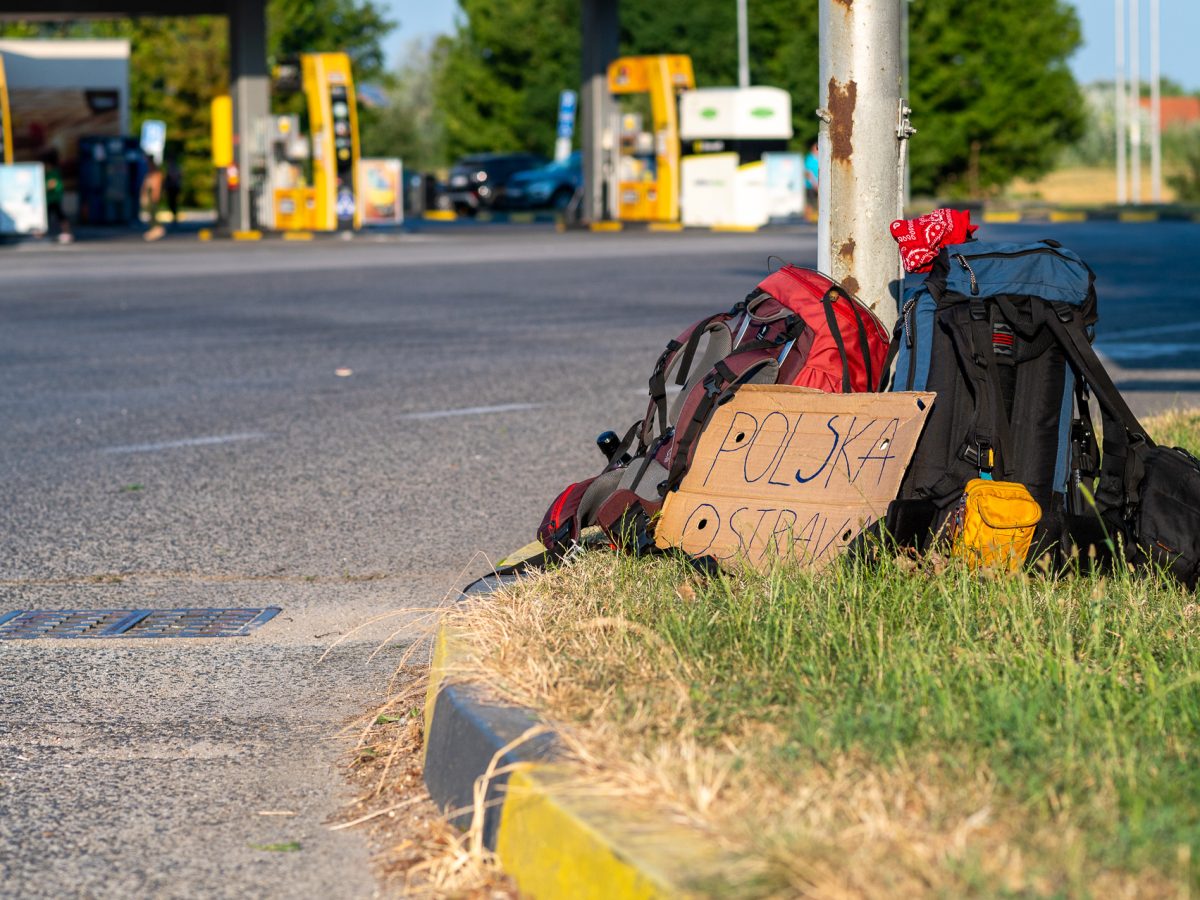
[{"x1": 502, "y1": 151, "x2": 582, "y2": 211}]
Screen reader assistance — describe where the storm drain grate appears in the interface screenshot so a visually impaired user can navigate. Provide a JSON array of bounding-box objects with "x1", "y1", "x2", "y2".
[{"x1": 0, "y1": 608, "x2": 281, "y2": 640}]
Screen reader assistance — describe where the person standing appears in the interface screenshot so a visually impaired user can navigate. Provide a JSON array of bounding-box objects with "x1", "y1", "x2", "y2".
[
  {"x1": 141, "y1": 157, "x2": 165, "y2": 241},
  {"x1": 164, "y1": 156, "x2": 182, "y2": 224},
  {"x1": 43, "y1": 150, "x2": 73, "y2": 243},
  {"x1": 803, "y1": 142, "x2": 819, "y2": 223}
]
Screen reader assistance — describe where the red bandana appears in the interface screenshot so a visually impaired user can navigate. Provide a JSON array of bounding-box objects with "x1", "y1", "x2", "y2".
[{"x1": 889, "y1": 208, "x2": 979, "y2": 274}]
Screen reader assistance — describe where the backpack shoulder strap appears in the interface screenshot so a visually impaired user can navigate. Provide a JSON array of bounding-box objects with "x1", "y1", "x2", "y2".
[{"x1": 1041, "y1": 302, "x2": 1151, "y2": 515}]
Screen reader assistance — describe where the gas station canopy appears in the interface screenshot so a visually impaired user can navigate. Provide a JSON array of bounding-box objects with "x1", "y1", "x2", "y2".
[{"x1": 0, "y1": 0, "x2": 268, "y2": 230}]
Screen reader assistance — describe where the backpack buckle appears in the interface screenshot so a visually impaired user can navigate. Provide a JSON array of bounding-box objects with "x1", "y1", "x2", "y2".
[
  {"x1": 703, "y1": 374, "x2": 723, "y2": 398},
  {"x1": 961, "y1": 439, "x2": 994, "y2": 475}
]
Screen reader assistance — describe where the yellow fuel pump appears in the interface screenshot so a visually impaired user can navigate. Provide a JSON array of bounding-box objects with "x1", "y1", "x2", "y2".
[
  {"x1": 300, "y1": 52, "x2": 360, "y2": 231},
  {"x1": 606, "y1": 55, "x2": 694, "y2": 223},
  {"x1": 214, "y1": 52, "x2": 362, "y2": 232}
]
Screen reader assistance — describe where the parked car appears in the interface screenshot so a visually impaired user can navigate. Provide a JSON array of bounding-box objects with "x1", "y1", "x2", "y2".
[
  {"x1": 443, "y1": 152, "x2": 547, "y2": 215},
  {"x1": 502, "y1": 151, "x2": 582, "y2": 211}
]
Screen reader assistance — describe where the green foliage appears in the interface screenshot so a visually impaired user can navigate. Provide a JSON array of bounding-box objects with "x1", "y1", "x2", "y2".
[
  {"x1": 360, "y1": 39, "x2": 445, "y2": 170},
  {"x1": 267, "y1": 0, "x2": 392, "y2": 82},
  {"x1": 1165, "y1": 124, "x2": 1200, "y2": 202},
  {"x1": 477, "y1": 547, "x2": 1200, "y2": 892},
  {"x1": 908, "y1": 0, "x2": 1085, "y2": 196},
  {"x1": 434, "y1": 0, "x2": 580, "y2": 159},
  {"x1": 431, "y1": 0, "x2": 1082, "y2": 195},
  {"x1": 622, "y1": 0, "x2": 820, "y2": 148}
]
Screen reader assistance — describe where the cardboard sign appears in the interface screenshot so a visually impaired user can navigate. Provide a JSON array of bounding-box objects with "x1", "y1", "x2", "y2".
[{"x1": 655, "y1": 385, "x2": 934, "y2": 569}]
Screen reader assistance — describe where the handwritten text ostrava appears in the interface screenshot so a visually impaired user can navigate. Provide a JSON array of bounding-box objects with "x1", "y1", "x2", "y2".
[{"x1": 655, "y1": 386, "x2": 934, "y2": 570}]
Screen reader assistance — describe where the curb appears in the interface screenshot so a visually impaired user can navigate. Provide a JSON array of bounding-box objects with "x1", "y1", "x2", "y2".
[
  {"x1": 422, "y1": 592, "x2": 729, "y2": 898},
  {"x1": 981, "y1": 208, "x2": 1200, "y2": 224},
  {"x1": 583, "y1": 220, "x2": 812, "y2": 234}
]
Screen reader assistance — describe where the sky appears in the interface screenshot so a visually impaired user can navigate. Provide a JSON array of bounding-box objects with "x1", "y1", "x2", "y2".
[{"x1": 377, "y1": 0, "x2": 1200, "y2": 91}]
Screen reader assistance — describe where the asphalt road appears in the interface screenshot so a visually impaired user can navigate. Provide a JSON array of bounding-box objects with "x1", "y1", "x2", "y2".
[{"x1": 1, "y1": 221, "x2": 1198, "y2": 898}]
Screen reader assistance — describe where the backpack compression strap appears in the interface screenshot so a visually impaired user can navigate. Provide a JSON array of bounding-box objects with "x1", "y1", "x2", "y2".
[{"x1": 940, "y1": 300, "x2": 1016, "y2": 480}]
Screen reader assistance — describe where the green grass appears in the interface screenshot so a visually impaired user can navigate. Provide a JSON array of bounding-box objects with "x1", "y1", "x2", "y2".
[{"x1": 450, "y1": 409, "x2": 1200, "y2": 896}]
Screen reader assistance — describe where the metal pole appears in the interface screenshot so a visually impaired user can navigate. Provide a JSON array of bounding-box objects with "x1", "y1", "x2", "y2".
[
  {"x1": 580, "y1": 0, "x2": 619, "y2": 223},
  {"x1": 817, "y1": 0, "x2": 904, "y2": 331},
  {"x1": 1150, "y1": 0, "x2": 1162, "y2": 203},
  {"x1": 1115, "y1": 0, "x2": 1127, "y2": 205},
  {"x1": 1129, "y1": 0, "x2": 1142, "y2": 204},
  {"x1": 901, "y1": 0, "x2": 910, "y2": 211},
  {"x1": 736, "y1": 0, "x2": 750, "y2": 89},
  {"x1": 228, "y1": 0, "x2": 270, "y2": 233}
]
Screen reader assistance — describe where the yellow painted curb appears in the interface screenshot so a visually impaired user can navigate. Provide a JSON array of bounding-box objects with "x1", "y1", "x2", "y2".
[
  {"x1": 283, "y1": 231, "x2": 314, "y2": 241},
  {"x1": 232, "y1": 229, "x2": 262, "y2": 241},
  {"x1": 476, "y1": 211, "x2": 494, "y2": 222},
  {"x1": 1119, "y1": 210, "x2": 1159, "y2": 222},
  {"x1": 982, "y1": 211, "x2": 1022, "y2": 224},
  {"x1": 423, "y1": 210, "x2": 457, "y2": 222},
  {"x1": 1050, "y1": 211, "x2": 1087, "y2": 223},
  {"x1": 423, "y1": 627, "x2": 455, "y2": 756},
  {"x1": 590, "y1": 221, "x2": 624, "y2": 232},
  {"x1": 648, "y1": 222, "x2": 684, "y2": 232},
  {"x1": 425, "y1": 624, "x2": 731, "y2": 898},
  {"x1": 497, "y1": 767, "x2": 713, "y2": 899},
  {"x1": 509, "y1": 212, "x2": 535, "y2": 223},
  {"x1": 711, "y1": 224, "x2": 760, "y2": 233},
  {"x1": 197, "y1": 228, "x2": 212, "y2": 242}
]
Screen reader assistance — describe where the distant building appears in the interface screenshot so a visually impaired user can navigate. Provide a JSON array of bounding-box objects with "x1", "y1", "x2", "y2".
[{"x1": 1140, "y1": 95, "x2": 1200, "y2": 129}]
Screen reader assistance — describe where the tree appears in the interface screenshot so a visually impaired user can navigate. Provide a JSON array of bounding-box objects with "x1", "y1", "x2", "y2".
[
  {"x1": 434, "y1": 0, "x2": 580, "y2": 160},
  {"x1": 268, "y1": 0, "x2": 391, "y2": 83},
  {"x1": 622, "y1": 0, "x2": 821, "y2": 148},
  {"x1": 360, "y1": 38, "x2": 446, "y2": 171},
  {"x1": 433, "y1": 0, "x2": 1084, "y2": 197},
  {"x1": 907, "y1": 0, "x2": 1084, "y2": 196}
]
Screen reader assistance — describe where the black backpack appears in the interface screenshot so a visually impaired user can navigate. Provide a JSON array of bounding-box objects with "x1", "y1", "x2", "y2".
[
  {"x1": 885, "y1": 237, "x2": 1200, "y2": 586},
  {"x1": 1045, "y1": 307, "x2": 1200, "y2": 588},
  {"x1": 885, "y1": 239, "x2": 1099, "y2": 560}
]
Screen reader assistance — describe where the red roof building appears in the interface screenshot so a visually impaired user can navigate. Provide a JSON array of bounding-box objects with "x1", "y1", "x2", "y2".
[{"x1": 1140, "y1": 95, "x2": 1200, "y2": 128}]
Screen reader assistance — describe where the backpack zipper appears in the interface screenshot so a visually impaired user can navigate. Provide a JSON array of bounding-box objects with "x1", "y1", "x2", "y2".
[
  {"x1": 950, "y1": 245, "x2": 1087, "y2": 298},
  {"x1": 901, "y1": 296, "x2": 918, "y2": 347},
  {"x1": 955, "y1": 254, "x2": 979, "y2": 296}
]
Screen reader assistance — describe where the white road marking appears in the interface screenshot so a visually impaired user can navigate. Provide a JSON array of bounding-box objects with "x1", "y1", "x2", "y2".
[
  {"x1": 399, "y1": 403, "x2": 540, "y2": 421},
  {"x1": 102, "y1": 432, "x2": 269, "y2": 454}
]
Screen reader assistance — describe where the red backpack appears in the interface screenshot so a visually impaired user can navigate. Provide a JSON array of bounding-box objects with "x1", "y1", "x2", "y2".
[{"x1": 538, "y1": 265, "x2": 891, "y2": 554}]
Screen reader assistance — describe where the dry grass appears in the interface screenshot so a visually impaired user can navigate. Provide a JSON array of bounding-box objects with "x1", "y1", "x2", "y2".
[
  {"x1": 362, "y1": 409, "x2": 1200, "y2": 897},
  {"x1": 441, "y1": 553, "x2": 1198, "y2": 898},
  {"x1": 332, "y1": 669, "x2": 517, "y2": 898},
  {"x1": 1006, "y1": 164, "x2": 1182, "y2": 206}
]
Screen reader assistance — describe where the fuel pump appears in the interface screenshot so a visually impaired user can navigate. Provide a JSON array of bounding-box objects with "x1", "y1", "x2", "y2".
[
  {"x1": 605, "y1": 55, "x2": 695, "y2": 223},
  {"x1": 300, "y1": 52, "x2": 360, "y2": 231},
  {"x1": 219, "y1": 51, "x2": 361, "y2": 233}
]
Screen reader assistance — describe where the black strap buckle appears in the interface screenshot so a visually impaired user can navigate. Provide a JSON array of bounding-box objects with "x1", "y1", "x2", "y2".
[{"x1": 960, "y1": 439, "x2": 994, "y2": 473}]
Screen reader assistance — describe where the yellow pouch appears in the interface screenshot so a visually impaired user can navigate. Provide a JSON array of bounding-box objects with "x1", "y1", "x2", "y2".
[{"x1": 948, "y1": 479, "x2": 1042, "y2": 572}]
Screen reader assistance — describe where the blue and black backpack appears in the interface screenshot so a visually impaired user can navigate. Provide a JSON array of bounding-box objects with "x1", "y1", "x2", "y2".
[{"x1": 883, "y1": 238, "x2": 1103, "y2": 560}]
